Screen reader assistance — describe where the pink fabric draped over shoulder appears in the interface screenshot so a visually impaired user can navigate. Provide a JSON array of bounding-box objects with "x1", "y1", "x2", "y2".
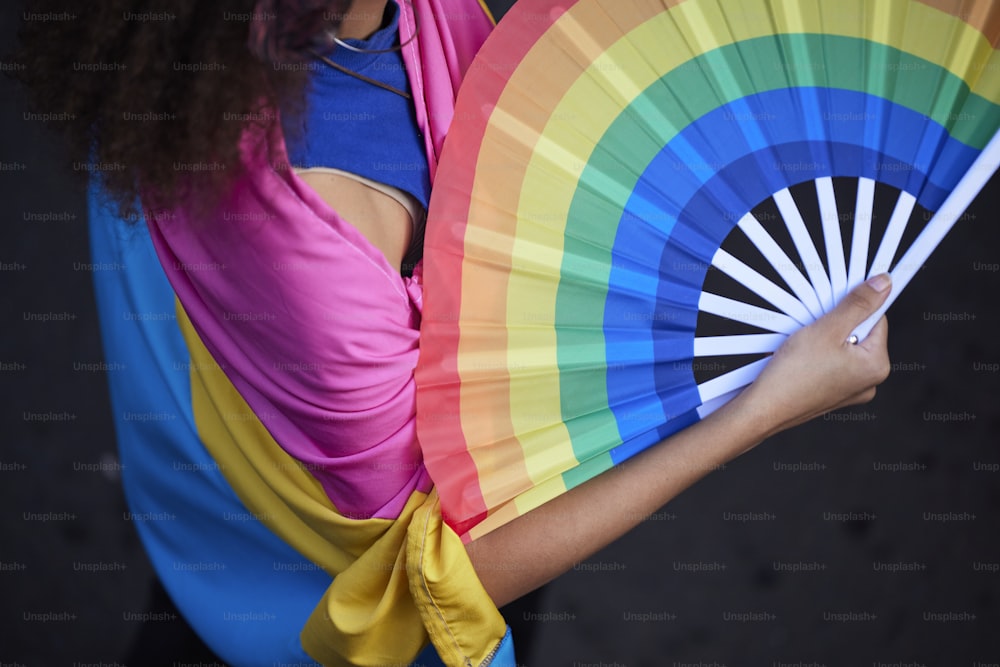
[{"x1": 146, "y1": 0, "x2": 494, "y2": 520}]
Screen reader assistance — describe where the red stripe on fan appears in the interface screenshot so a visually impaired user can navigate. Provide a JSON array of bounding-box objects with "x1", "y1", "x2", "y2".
[{"x1": 417, "y1": 0, "x2": 583, "y2": 537}]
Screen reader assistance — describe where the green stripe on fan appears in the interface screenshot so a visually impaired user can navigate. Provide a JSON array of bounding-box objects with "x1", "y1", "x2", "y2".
[{"x1": 550, "y1": 33, "x2": 1000, "y2": 465}]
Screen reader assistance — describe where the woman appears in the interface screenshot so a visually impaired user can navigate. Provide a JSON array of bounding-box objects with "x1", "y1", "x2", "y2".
[{"x1": 17, "y1": 0, "x2": 892, "y2": 665}]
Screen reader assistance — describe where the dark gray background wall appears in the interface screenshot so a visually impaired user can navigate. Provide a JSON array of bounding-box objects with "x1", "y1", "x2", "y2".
[{"x1": 2, "y1": 1, "x2": 998, "y2": 665}]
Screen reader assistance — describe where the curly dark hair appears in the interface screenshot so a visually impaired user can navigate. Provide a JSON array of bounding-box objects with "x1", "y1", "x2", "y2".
[{"x1": 13, "y1": 0, "x2": 351, "y2": 218}]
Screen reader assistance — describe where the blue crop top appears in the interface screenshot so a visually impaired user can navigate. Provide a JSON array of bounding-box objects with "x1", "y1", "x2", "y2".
[{"x1": 281, "y1": 2, "x2": 432, "y2": 214}]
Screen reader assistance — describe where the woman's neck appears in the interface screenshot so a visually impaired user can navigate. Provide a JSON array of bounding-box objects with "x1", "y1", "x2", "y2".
[{"x1": 337, "y1": 0, "x2": 391, "y2": 40}]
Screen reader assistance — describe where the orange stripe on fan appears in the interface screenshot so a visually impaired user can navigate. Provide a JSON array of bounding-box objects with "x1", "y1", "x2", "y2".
[
  {"x1": 418, "y1": 1, "x2": 590, "y2": 531},
  {"x1": 459, "y1": 0, "x2": 669, "y2": 516},
  {"x1": 916, "y1": 0, "x2": 1000, "y2": 46}
]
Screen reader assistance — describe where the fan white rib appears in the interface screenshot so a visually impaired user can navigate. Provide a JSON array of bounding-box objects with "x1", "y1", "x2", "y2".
[
  {"x1": 711, "y1": 248, "x2": 815, "y2": 325},
  {"x1": 698, "y1": 292, "x2": 800, "y2": 334},
  {"x1": 737, "y1": 212, "x2": 826, "y2": 319},
  {"x1": 847, "y1": 177, "x2": 875, "y2": 289},
  {"x1": 693, "y1": 333, "x2": 786, "y2": 357},
  {"x1": 868, "y1": 190, "x2": 916, "y2": 276},
  {"x1": 697, "y1": 356, "x2": 771, "y2": 404},
  {"x1": 696, "y1": 386, "x2": 744, "y2": 419},
  {"x1": 773, "y1": 188, "x2": 835, "y2": 312},
  {"x1": 852, "y1": 126, "x2": 1000, "y2": 341},
  {"x1": 816, "y1": 177, "x2": 849, "y2": 302}
]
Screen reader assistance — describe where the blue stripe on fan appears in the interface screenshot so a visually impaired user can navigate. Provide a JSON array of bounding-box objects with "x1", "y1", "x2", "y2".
[{"x1": 597, "y1": 88, "x2": 978, "y2": 458}]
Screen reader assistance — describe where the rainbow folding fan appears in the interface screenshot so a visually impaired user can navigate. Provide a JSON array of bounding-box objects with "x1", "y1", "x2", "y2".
[{"x1": 415, "y1": 0, "x2": 1000, "y2": 541}]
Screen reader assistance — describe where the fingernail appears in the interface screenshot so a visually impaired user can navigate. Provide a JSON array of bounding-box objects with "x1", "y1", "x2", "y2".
[{"x1": 867, "y1": 273, "x2": 891, "y2": 293}]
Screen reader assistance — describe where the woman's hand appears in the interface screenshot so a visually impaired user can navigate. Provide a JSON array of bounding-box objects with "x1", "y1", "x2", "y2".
[{"x1": 738, "y1": 274, "x2": 892, "y2": 440}]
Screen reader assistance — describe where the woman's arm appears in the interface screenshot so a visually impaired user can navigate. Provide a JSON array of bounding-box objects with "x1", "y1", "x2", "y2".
[{"x1": 467, "y1": 274, "x2": 893, "y2": 607}]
